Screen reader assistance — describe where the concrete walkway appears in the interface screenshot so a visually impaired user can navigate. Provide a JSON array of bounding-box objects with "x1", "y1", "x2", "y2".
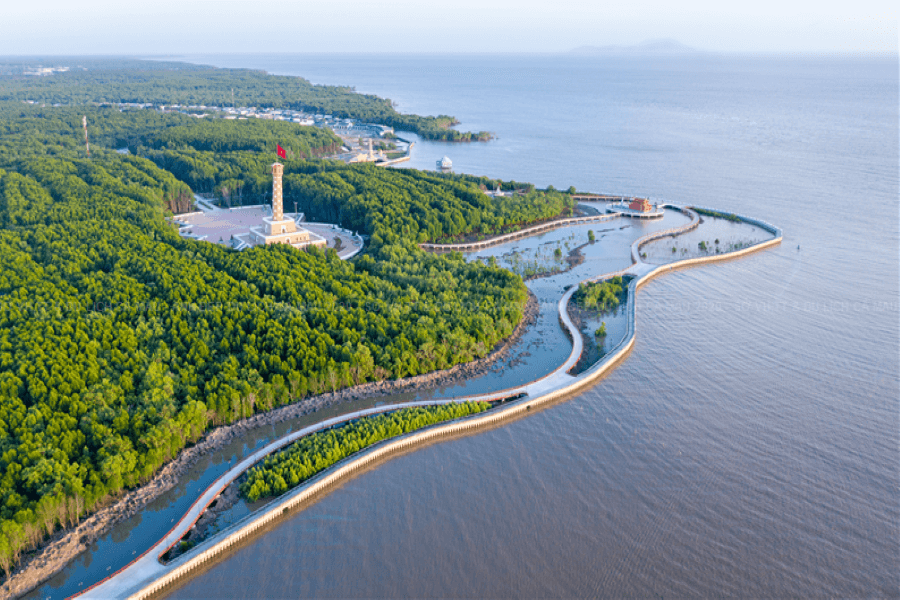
[
  {"x1": 78, "y1": 283, "x2": 585, "y2": 598},
  {"x1": 192, "y1": 194, "x2": 219, "y2": 213},
  {"x1": 77, "y1": 203, "x2": 780, "y2": 599},
  {"x1": 420, "y1": 213, "x2": 623, "y2": 252},
  {"x1": 175, "y1": 206, "x2": 366, "y2": 260}
]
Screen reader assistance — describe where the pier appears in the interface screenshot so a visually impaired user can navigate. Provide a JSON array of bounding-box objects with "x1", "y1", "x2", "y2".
[
  {"x1": 570, "y1": 194, "x2": 633, "y2": 202},
  {"x1": 420, "y1": 213, "x2": 622, "y2": 252}
]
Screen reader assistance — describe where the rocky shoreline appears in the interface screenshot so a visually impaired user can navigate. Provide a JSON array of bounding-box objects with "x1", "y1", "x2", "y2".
[{"x1": 3, "y1": 293, "x2": 539, "y2": 599}]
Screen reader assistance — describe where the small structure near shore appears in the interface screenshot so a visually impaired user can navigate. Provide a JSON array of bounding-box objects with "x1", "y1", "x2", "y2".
[
  {"x1": 629, "y1": 198, "x2": 652, "y2": 212},
  {"x1": 607, "y1": 197, "x2": 664, "y2": 218}
]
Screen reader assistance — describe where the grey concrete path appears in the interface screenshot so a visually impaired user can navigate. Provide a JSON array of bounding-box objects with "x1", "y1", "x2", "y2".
[
  {"x1": 78, "y1": 245, "x2": 587, "y2": 600},
  {"x1": 192, "y1": 194, "x2": 219, "y2": 213},
  {"x1": 420, "y1": 212, "x2": 623, "y2": 252},
  {"x1": 77, "y1": 202, "x2": 778, "y2": 599}
]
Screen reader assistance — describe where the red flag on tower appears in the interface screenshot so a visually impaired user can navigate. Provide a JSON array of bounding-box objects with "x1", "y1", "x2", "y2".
[{"x1": 276, "y1": 143, "x2": 287, "y2": 160}]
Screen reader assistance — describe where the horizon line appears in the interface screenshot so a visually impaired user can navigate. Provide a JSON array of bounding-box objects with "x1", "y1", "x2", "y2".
[{"x1": 1, "y1": 49, "x2": 897, "y2": 59}]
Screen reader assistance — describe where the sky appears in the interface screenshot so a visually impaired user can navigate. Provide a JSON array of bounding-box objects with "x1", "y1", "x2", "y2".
[{"x1": 0, "y1": 0, "x2": 896, "y2": 56}]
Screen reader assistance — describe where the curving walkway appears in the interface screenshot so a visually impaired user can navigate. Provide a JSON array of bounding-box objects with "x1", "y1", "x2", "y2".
[
  {"x1": 420, "y1": 213, "x2": 622, "y2": 252},
  {"x1": 77, "y1": 204, "x2": 782, "y2": 600}
]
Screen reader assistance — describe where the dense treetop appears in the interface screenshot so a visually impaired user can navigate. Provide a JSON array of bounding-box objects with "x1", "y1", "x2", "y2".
[
  {"x1": 0, "y1": 58, "x2": 490, "y2": 141},
  {"x1": 0, "y1": 102, "x2": 341, "y2": 158},
  {"x1": 240, "y1": 402, "x2": 489, "y2": 502},
  {"x1": 0, "y1": 93, "x2": 576, "y2": 577},
  {"x1": 572, "y1": 276, "x2": 628, "y2": 313}
]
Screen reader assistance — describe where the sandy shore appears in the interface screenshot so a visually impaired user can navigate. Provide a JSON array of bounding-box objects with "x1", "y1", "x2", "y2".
[{"x1": 1, "y1": 292, "x2": 538, "y2": 599}]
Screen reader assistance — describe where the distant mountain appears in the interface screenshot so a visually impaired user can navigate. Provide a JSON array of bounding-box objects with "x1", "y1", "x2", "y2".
[{"x1": 570, "y1": 39, "x2": 703, "y2": 56}]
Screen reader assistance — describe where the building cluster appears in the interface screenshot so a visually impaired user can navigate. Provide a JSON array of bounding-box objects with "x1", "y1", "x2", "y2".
[
  {"x1": 346, "y1": 138, "x2": 397, "y2": 164},
  {"x1": 95, "y1": 102, "x2": 395, "y2": 138},
  {"x1": 629, "y1": 198, "x2": 652, "y2": 212},
  {"x1": 23, "y1": 66, "x2": 70, "y2": 76},
  {"x1": 21, "y1": 101, "x2": 402, "y2": 166}
]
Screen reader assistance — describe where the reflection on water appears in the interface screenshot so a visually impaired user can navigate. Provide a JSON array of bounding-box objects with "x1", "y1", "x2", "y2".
[
  {"x1": 27, "y1": 201, "x2": 691, "y2": 600},
  {"x1": 149, "y1": 210, "x2": 694, "y2": 559}
]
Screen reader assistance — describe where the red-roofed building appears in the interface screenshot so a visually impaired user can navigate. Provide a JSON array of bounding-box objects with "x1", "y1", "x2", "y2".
[{"x1": 629, "y1": 198, "x2": 652, "y2": 212}]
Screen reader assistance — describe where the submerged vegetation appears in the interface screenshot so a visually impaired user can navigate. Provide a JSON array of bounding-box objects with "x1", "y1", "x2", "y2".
[
  {"x1": 693, "y1": 207, "x2": 741, "y2": 222},
  {"x1": 568, "y1": 276, "x2": 630, "y2": 377},
  {"x1": 653, "y1": 237, "x2": 759, "y2": 262},
  {"x1": 572, "y1": 276, "x2": 628, "y2": 313},
  {"x1": 493, "y1": 231, "x2": 585, "y2": 280},
  {"x1": 240, "y1": 402, "x2": 489, "y2": 501}
]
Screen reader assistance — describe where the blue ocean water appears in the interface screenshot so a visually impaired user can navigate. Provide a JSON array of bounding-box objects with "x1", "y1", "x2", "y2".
[{"x1": 27, "y1": 53, "x2": 898, "y2": 598}]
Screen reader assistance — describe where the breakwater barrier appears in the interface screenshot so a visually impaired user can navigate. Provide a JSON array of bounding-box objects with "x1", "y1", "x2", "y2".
[
  {"x1": 570, "y1": 194, "x2": 633, "y2": 202},
  {"x1": 420, "y1": 213, "x2": 622, "y2": 252},
  {"x1": 79, "y1": 204, "x2": 781, "y2": 600},
  {"x1": 630, "y1": 205, "x2": 700, "y2": 263}
]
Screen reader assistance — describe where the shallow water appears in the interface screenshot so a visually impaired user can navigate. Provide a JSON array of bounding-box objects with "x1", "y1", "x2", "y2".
[
  {"x1": 642, "y1": 215, "x2": 773, "y2": 264},
  {"x1": 27, "y1": 198, "x2": 693, "y2": 600}
]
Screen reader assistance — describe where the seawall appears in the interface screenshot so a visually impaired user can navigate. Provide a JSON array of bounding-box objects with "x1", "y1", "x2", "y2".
[
  {"x1": 420, "y1": 213, "x2": 622, "y2": 252},
  {"x1": 81, "y1": 205, "x2": 782, "y2": 599}
]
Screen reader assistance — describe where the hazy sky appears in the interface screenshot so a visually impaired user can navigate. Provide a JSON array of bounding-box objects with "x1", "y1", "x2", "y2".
[{"x1": 1, "y1": 0, "x2": 896, "y2": 55}]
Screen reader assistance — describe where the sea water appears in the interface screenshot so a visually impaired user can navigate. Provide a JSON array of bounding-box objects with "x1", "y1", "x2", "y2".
[
  {"x1": 156, "y1": 53, "x2": 899, "y2": 599},
  {"x1": 29, "y1": 53, "x2": 898, "y2": 598}
]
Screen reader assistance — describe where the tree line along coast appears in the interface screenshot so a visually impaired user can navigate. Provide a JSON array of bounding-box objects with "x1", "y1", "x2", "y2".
[
  {"x1": 0, "y1": 58, "x2": 578, "y2": 583},
  {"x1": 0, "y1": 58, "x2": 492, "y2": 142}
]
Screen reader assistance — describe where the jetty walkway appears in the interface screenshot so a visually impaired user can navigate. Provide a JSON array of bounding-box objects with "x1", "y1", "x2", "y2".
[
  {"x1": 77, "y1": 204, "x2": 781, "y2": 600},
  {"x1": 420, "y1": 213, "x2": 622, "y2": 252},
  {"x1": 570, "y1": 194, "x2": 632, "y2": 202}
]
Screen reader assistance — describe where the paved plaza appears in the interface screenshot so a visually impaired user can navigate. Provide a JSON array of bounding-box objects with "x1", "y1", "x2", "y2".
[{"x1": 174, "y1": 205, "x2": 363, "y2": 259}]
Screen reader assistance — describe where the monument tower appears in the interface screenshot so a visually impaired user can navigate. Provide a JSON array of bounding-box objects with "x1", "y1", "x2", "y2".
[
  {"x1": 264, "y1": 162, "x2": 296, "y2": 237},
  {"x1": 246, "y1": 163, "x2": 326, "y2": 249},
  {"x1": 272, "y1": 162, "x2": 284, "y2": 222}
]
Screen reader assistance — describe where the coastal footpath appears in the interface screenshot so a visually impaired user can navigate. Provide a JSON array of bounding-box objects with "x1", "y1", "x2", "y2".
[
  {"x1": 79, "y1": 205, "x2": 781, "y2": 599},
  {"x1": 420, "y1": 212, "x2": 623, "y2": 252}
]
